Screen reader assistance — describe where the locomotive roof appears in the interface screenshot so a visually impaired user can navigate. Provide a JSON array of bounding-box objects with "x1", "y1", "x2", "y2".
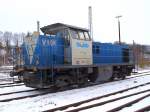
[{"x1": 41, "y1": 23, "x2": 89, "y2": 34}]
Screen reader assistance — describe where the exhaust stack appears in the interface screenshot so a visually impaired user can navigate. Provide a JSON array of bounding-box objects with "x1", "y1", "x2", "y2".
[
  {"x1": 37, "y1": 21, "x2": 40, "y2": 33},
  {"x1": 88, "y1": 6, "x2": 93, "y2": 41}
]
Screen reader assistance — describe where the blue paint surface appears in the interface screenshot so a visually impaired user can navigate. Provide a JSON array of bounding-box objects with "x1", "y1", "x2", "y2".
[
  {"x1": 92, "y1": 42, "x2": 130, "y2": 64},
  {"x1": 22, "y1": 33, "x2": 64, "y2": 67}
]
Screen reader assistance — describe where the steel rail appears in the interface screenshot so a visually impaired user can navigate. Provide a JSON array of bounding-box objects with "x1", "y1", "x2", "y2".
[
  {"x1": 134, "y1": 105, "x2": 150, "y2": 112},
  {"x1": 65, "y1": 89, "x2": 150, "y2": 112},
  {"x1": 0, "y1": 90, "x2": 51, "y2": 102},
  {"x1": 0, "y1": 82, "x2": 15, "y2": 86},
  {"x1": 107, "y1": 94, "x2": 150, "y2": 112},
  {"x1": 0, "y1": 89, "x2": 37, "y2": 96},
  {"x1": 43, "y1": 82, "x2": 150, "y2": 112},
  {"x1": 0, "y1": 83, "x2": 24, "y2": 88}
]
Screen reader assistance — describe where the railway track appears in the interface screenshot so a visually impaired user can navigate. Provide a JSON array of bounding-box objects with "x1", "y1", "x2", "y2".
[
  {"x1": 0, "y1": 70, "x2": 149, "y2": 104},
  {"x1": 0, "y1": 69, "x2": 148, "y2": 89},
  {"x1": 0, "y1": 68, "x2": 12, "y2": 72},
  {"x1": 0, "y1": 74, "x2": 150, "y2": 102},
  {"x1": 107, "y1": 93, "x2": 150, "y2": 112},
  {"x1": 0, "y1": 82, "x2": 15, "y2": 86},
  {"x1": 0, "y1": 83, "x2": 24, "y2": 88},
  {"x1": 0, "y1": 70, "x2": 149, "y2": 112},
  {"x1": 130, "y1": 71, "x2": 150, "y2": 78},
  {"x1": 0, "y1": 89, "x2": 53, "y2": 102},
  {"x1": 79, "y1": 70, "x2": 150, "y2": 90},
  {"x1": 134, "y1": 105, "x2": 150, "y2": 112},
  {"x1": 0, "y1": 68, "x2": 13, "y2": 73},
  {"x1": 0, "y1": 77, "x2": 15, "y2": 81},
  {"x1": 43, "y1": 82, "x2": 150, "y2": 112},
  {"x1": 0, "y1": 71, "x2": 11, "y2": 73},
  {"x1": 0, "y1": 89, "x2": 37, "y2": 96}
]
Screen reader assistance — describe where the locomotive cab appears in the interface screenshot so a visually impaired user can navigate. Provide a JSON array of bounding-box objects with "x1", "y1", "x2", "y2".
[{"x1": 41, "y1": 23, "x2": 93, "y2": 66}]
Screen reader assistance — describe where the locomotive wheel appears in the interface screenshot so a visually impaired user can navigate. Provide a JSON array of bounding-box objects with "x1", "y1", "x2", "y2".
[
  {"x1": 121, "y1": 68, "x2": 127, "y2": 80},
  {"x1": 110, "y1": 73, "x2": 118, "y2": 81},
  {"x1": 121, "y1": 74, "x2": 126, "y2": 80},
  {"x1": 111, "y1": 73, "x2": 126, "y2": 80},
  {"x1": 88, "y1": 73, "x2": 98, "y2": 82},
  {"x1": 55, "y1": 75, "x2": 72, "y2": 88},
  {"x1": 78, "y1": 77, "x2": 89, "y2": 85}
]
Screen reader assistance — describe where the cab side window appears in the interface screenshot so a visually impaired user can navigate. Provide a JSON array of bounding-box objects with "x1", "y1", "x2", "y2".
[
  {"x1": 84, "y1": 32, "x2": 91, "y2": 41},
  {"x1": 64, "y1": 29, "x2": 70, "y2": 46},
  {"x1": 70, "y1": 30, "x2": 79, "y2": 39},
  {"x1": 78, "y1": 31, "x2": 85, "y2": 40},
  {"x1": 70, "y1": 30, "x2": 91, "y2": 41}
]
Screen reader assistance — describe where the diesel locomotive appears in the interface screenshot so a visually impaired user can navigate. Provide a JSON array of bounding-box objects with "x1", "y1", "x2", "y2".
[{"x1": 11, "y1": 23, "x2": 134, "y2": 88}]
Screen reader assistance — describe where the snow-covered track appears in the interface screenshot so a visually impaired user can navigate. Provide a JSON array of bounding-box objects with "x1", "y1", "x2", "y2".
[
  {"x1": 83, "y1": 71, "x2": 150, "y2": 89},
  {"x1": 0, "y1": 82, "x2": 15, "y2": 86},
  {"x1": 106, "y1": 93, "x2": 150, "y2": 112},
  {"x1": 78, "y1": 71, "x2": 150, "y2": 91},
  {"x1": 1, "y1": 71, "x2": 148, "y2": 104},
  {"x1": 43, "y1": 82, "x2": 150, "y2": 112},
  {"x1": 0, "y1": 89, "x2": 37, "y2": 96},
  {"x1": 0, "y1": 71, "x2": 12, "y2": 73},
  {"x1": 0, "y1": 68, "x2": 13, "y2": 71},
  {"x1": 67, "y1": 91, "x2": 150, "y2": 112},
  {"x1": 0, "y1": 71, "x2": 149, "y2": 112},
  {"x1": 0, "y1": 83, "x2": 24, "y2": 88},
  {"x1": 0, "y1": 89, "x2": 53, "y2": 102},
  {"x1": 132, "y1": 70, "x2": 150, "y2": 75},
  {"x1": 129, "y1": 71, "x2": 150, "y2": 78},
  {"x1": 0, "y1": 68, "x2": 13, "y2": 73},
  {"x1": 134, "y1": 105, "x2": 150, "y2": 112},
  {"x1": 0, "y1": 78, "x2": 15, "y2": 82}
]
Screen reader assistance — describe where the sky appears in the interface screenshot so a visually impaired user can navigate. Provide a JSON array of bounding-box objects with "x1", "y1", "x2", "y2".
[{"x1": 0, "y1": 0, "x2": 150, "y2": 45}]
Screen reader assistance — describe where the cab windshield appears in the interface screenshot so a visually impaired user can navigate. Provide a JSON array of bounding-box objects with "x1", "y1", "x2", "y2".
[{"x1": 70, "y1": 30, "x2": 91, "y2": 41}]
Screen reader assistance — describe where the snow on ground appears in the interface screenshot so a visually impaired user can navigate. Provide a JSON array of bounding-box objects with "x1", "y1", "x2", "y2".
[
  {"x1": 133, "y1": 66, "x2": 150, "y2": 73},
  {"x1": 0, "y1": 66, "x2": 13, "y2": 69},
  {"x1": 0, "y1": 85, "x2": 34, "y2": 94},
  {"x1": 0, "y1": 72, "x2": 13, "y2": 82},
  {"x1": 0, "y1": 89, "x2": 45, "y2": 101},
  {"x1": 0, "y1": 66, "x2": 18, "y2": 84},
  {"x1": 0, "y1": 66, "x2": 13, "y2": 83},
  {"x1": 119, "y1": 96, "x2": 150, "y2": 112},
  {"x1": 66, "y1": 84, "x2": 150, "y2": 110},
  {"x1": 0, "y1": 73, "x2": 10, "y2": 77},
  {"x1": 0, "y1": 74, "x2": 150, "y2": 112},
  {"x1": 81, "y1": 92, "x2": 150, "y2": 112}
]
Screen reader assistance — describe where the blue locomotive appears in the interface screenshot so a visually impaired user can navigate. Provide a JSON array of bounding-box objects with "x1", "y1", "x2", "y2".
[{"x1": 11, "y1": 23, "x2": 134, "y2": 88}]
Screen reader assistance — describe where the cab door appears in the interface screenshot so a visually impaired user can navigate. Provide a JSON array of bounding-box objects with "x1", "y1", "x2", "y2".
[
  {"x1": 70, "y1": 30, "x2": 93, "y2": 65},
  {"x1": 64, "y1": 29, "x2": 71, "y2": 64}
]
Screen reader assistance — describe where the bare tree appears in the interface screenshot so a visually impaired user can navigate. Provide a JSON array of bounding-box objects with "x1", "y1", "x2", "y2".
[
  {"x1": 0, "y1": 31, "x2": 3, "y2": 43},
  {"x1": 13, "y1": 33, "x2": 19, "y2": 46},
  {"x1": 13, "y1": 32, "x2": 25, "y2": 46},
  {"x1": 3, "y1": 31, "x2": 12, "y2": 47}
]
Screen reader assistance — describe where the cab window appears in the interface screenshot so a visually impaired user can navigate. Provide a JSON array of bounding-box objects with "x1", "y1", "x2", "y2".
[
  {"x1": 70, "y1": 30, "x2": 79, "y2": 39},
  {"x1": 84, "y1": 32, "x2": 91, "y2": 41},
  {"x1": 64, "y1": 29, "x2": 70, "y2": 46},
  {"x1": 78, "y1": 31, "x2": 85, "y2": 40}
]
